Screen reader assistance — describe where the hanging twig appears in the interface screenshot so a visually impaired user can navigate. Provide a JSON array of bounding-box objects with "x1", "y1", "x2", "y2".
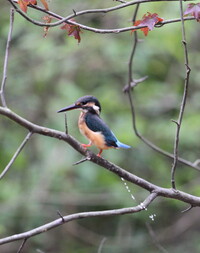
[
  {"x1": 64, "y1": 113, "x2": 68, "y2": 134},
  {"x1": 146, "y1": 223, "x2": 169, "y2": 253},
  {"x1": 0, "y1": 8, "x2": 14, "y2": 107},
  {"x1": 17, "y1": 238, "x2": 28, "y2": 253},
  {"x1": 171, "y1": 0, "x2": 191, "y2": 189},
  {"x1": 0, "y1": 132, "x2": 33, "y2": 180},
  {"x1": 97, "y1": 237, "x2": 107, "y2": 253},
  {"x1": 124, "y1": 2, "x2": 198, "y2": 174}
]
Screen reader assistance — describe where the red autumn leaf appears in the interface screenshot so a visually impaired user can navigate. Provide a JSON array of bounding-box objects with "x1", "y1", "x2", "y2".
[
  {"x1": 184, "y1": 3, "x2": 200, "y2": 22},
  {"x1": 132, "y1": 12, "x2": 163, "y2": 36},
  {"x1": 42, "y1": 15, "x2": 52, "y2": 38},
  {"x1": 61, "y1": 21, "x2": 82, "y2": 43},
  {"x1": 17, "y1": 0, "x2": 37, "y2": 12}
]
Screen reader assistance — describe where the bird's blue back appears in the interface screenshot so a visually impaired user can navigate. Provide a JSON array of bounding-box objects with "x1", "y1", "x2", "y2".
[{"x1": 84, "y1": 112, "x2": 118, "y2": 148}]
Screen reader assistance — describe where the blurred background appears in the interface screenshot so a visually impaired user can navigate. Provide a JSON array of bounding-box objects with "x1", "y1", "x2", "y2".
[{"x1": 0, "y1": 0, "x2": 200, "y2": 252}]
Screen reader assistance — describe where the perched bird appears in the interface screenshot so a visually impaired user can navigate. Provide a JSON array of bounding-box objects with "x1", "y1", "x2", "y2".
[{"x1": 57, "y1": 95, "x2": 131, "y2": 157}]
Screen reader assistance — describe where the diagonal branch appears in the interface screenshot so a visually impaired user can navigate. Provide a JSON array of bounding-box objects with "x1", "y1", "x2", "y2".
[
  {"x1": 0, "y1": 131, "x2": 33, "y2": 180},
  {"x1": 0, "y1": 193, "x2": 156, "y2": 245},
  {"x1": 0, "y1": 8, "x2": 14, "y2": 107},
  {"x1": 17, "y1": 238, "x2": 28, "y2": 253},
  {"x1": 1, "y1": 107, "x2": 200, "y2": 207},
  {"x1": 171, "y1": 0, "x2": 191, "y2": 189}
]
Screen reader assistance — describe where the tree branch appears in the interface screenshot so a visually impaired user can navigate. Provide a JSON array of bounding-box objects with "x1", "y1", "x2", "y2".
[
  {"x1": 171, "y1": 0, "x2": 191, "y2": 189},
  {"x1": 0, "y1": 8, "x2": 14, "y2": 108},
  {"x1": 0, "y1": 131, "x2": 33, "y2": 180},
  {"x1": 7, "y1": 0, "x2": 195, "y2": 34},
  {"x1": 0, "y1": 193, "x2": 157, "y2": 245},
  {"x1": 124, "y1": 1, "x2": 199, "y2": 174},
  {"x1": 17, "y1": 238, "x2": 28, "y2": 253},
  {"x1": 1, "y1": 107, "x2": 200, "y2": 207},
  {"x1": 146, "y1": 222, "x2": 169, "y2": 253}
]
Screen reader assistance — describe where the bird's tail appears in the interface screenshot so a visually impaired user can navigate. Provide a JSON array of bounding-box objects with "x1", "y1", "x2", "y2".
[{"x1": 116, "y1": 140, "x2": 131, "y2": 149}]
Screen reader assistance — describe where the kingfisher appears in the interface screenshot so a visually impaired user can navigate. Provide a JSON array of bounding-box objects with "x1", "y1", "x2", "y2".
[{"x1": 57, "y1": 95, "x2": 131, "y2": 157}]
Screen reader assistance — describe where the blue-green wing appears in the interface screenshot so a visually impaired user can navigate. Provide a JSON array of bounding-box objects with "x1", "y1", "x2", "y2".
[{"x1": 85, "y1": 113, "x2": 118, "y2": 147}]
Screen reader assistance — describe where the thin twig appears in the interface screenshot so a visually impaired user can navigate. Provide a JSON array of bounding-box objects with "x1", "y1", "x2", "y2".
[
  {"x1": 73, "y1": 156, "x2": 91, "y2": 165},
  {"x1": 10, "y1": 0, "x2": 193, "y2": 27},
  {"x1": 181, "y1": 204, "x2": 193, "y2": 213},
  {"x1": 126, "y1": 3, "x2": 140, "y2": 118},
  {"x1": 123, "y1": 76, "x2": 148, "y2": 92},
  {"x1": 125, "y1": 3, "x2": 190, "y2": 178},
  {"x1": 146, "y1": 223, "x2": 169, "y2": 253},
  {"x1": 122, "y1": 4, "x2": 198, "y2": 174},
  {"x1": 0, "y1": 132, "x2": 33, "y2": 180},
  {"x1": 36, "y1": 250, "x2": 45, "y2": 253},
  {"x1": 97, "y1": 237, "x2": 107, "y2": 253},
  {"x1": 7, "y1": 0, "x2": 194, "y2": 33},
  {"x1": 57, "y1": 210, "x2": 65, "y2": 223},
  {"x1": 114, "y1": 0, "x2": 127, "y2": 3},
  {"x1": 171, "y1": 0, "x2": 191, "y2": 189},
  {"x1": 0, "y1": 8, "x2": 14, "y2": 107},
  {"x1": 17, "y1": 238, "x2": 28, "y2": 253},
  {"x1": 64, "y1": 113, "x2": 68, "y2": 134},
  {"x1": 193, "y1": 159, "x2": 200, "y2": 167}
]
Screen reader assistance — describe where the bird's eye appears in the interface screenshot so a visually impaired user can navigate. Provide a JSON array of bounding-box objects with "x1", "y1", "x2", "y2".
[{"x1": 80, "y1": 101, "x2": 87, "y2": 105}]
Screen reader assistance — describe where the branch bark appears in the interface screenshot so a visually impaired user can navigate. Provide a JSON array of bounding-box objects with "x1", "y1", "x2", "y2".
[
  {"x1": 0, "y1": 193, "x2": 157, "y2": 245},
  {"x1": 1, "y1": 107, "x2": 200, "y2": 207},
  {"x1": 171, "y1": 0, "x2": 191, "y2": 189},
  {"x1": 7, "y1": 0, "x2": 195, "y2": 33},
  {"x1": 0, "y1": 131, "x2": 33, "y2": 180},
  {"x1": 0, "y1": 1, "x2": 199, "y2": 250},
  {"x1": 0, "y1": 8, "x2": 14, "y2": 107}
]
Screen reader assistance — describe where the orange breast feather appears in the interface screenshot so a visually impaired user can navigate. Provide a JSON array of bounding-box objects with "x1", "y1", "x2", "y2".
[{"x1": 78, "y1": 114, "x2": 110, "y2": 150}]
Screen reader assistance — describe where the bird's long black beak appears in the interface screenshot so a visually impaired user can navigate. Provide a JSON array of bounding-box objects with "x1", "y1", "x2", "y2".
[{"x1": 57, "y1": 103, "x2": 80, "y2": 113}]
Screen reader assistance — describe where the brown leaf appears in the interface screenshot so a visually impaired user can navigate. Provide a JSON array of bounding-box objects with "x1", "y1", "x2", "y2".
[
  {"x1": 42, "y1": 15, "x2": 52, "y2": 37},
  {"x1": 40, "y1": 0, "x2": 49, "y2": 11},
  {"x1": 17, "y1": 0, "x2": 37, "y2": 12},
  {"x1": 132, "y1": 12, "x2": 163, "y2": 36},
  {"x1": 61, "y1": 20, "x2": 82, "y2": 43},
  {"x1": 184, "y1": 3, "x2": 200, "y2": 22}
]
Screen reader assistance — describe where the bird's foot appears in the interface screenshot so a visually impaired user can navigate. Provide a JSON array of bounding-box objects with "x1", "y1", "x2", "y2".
[
  {"x1": 97, "y1": 149, "x2": 103, "y2": 157},
  {"x1": 81, "y1": 143, "x2": 92, "y2": 148}
]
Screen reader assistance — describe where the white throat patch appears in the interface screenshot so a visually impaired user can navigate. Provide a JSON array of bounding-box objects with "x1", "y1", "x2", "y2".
[{"x1": 92, "y1": 105, "x2": 100, "y2": 114}]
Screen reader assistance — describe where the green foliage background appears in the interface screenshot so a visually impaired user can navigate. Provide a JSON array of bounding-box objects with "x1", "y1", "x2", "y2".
[{"x1": 0, "y1": 0, "x2": 200, "y2": 252}]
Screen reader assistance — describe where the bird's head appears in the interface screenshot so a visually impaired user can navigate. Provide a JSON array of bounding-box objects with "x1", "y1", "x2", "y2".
[{"x1": 57, "y1": 95, "x2": 101, "y2": 115}]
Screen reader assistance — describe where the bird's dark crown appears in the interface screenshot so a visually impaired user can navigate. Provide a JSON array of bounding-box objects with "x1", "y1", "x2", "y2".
[
  {"x1": 76, "y1": 95, "x2": 101, "y2": 113},
  {"x1": 57, "y1": 95, "x2": 101, "y2": 114}
]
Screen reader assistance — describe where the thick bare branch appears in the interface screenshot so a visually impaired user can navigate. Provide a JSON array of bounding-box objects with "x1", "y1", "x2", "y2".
[{"x1": 1, "y1": 107, "x2": 200, "y2": 207}]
